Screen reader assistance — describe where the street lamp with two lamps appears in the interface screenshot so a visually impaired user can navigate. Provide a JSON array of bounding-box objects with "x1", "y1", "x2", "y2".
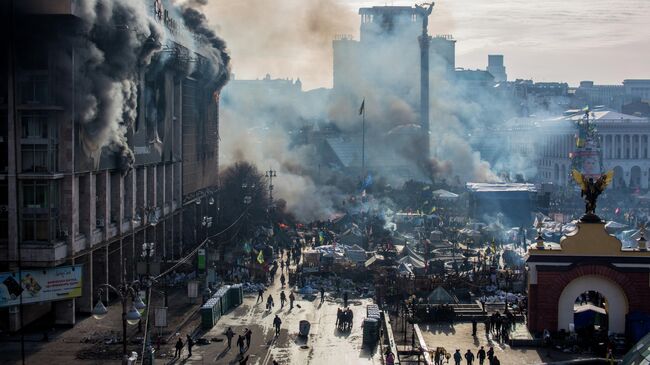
[{"x1": 92, "y1": 278, "x2": 148, "y2": 360}]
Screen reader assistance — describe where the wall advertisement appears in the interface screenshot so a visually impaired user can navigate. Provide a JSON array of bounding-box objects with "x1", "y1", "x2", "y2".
[{"x1": 0, "y1": 265, "x2": 83, "y2": 307}]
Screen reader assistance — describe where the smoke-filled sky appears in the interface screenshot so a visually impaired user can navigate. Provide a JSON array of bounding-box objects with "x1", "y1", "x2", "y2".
[{"x1": 203, "y1": 0, "x2": 650, "y2": 90}]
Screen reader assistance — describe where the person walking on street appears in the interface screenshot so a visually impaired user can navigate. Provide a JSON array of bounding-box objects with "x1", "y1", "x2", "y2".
[
  {"x1": 273, "y1": 315, "x2": 282, "y2": 336},
  {"x1": 280, "y1": 273, "x2": 286, "y2": 288},
  {"x1": 343, "y1": 291, "x2": 349, "y2": 308},
  {"x1": 280, "y1": 291, "x2": 287, "y2": 308},
  {"x1": 267, "y1": 294, "x2": 274, "y2": 311},
  {"x1": 225, "y1": 327, "x2": 235, "y2": 349},
  {"x1": 186, "y1": 334, "x2": 194, "y2": 357},
  {"x1": 280, "y1": 261, "x2": 285, "y2": 272},
  {"x1": 453, "y1": 349, "x2": 462, "y2": 365},
  {"x1": 257, "y1": 287, "x2": 264, "y2": 303},
  {"x1": 491, "y1": 355, "x2": 500, "y2": 365},
  {"x1": 245, "y1": 328, "x2": 252, "y2": 349},
  {"x1": 237, "y1": 335, "x2": 245, "y2": 355},
  {"x1": 477, "y1": 346, "x2": 486, "y2": 365},
  {"x1": 320, "y1": 287, "x2": 325, "y2": 303},
  {"x1": 485, "y1": 319, "x2": 490, "y2": 337},
  {"x1": 289, "y1": 292, "x2": 295, "y2": 310},
  {"x1": 472, "y1": 318, "x2": 477, "y2": 337},
  {"x1": 464, "y1": 349, "x2": 474, "y2": 365},
  {"x1": 487, "y1": 347, "x2": 494, "y2": 363},
  {"x1": 174, "y1": 337, "x2": 184, "y2": 358}
]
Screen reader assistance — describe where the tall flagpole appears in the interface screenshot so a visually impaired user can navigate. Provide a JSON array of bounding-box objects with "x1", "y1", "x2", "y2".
[
  {"x1": 362, "y1": 110, "x2": 365, "y2": 173},
  {"x1": 361, "y1": 98, "x2": 365, "y2": 173}
]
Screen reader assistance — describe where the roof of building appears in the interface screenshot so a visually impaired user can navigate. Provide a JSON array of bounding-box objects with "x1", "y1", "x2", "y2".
[
  {"x1": 466, "y1": 182, "x2": 537, "y2": 193},
  {"x1": 432, "y1": 189, "x2": 459, "y2": 199},
  {"x1": 324, "y1": 137, "x2": 363, "y2": 168},
  {"x1": 561, "y1": 110, "x2": 647, "y2": 123}
]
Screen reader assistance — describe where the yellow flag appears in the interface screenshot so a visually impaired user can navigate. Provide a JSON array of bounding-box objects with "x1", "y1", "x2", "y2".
[{"x1": 257, "y1": 250, "x2": 264, "y2": 264}]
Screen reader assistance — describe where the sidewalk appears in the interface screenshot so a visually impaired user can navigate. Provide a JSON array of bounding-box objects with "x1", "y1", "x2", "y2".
[{"x1": 0, "y1": 284, "x2": 201, "y2": 365}]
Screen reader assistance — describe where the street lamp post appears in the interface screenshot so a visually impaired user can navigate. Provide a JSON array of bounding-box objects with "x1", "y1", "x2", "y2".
[{"x1": 92, "y1": 279, "x2": 147, "y2": 360}]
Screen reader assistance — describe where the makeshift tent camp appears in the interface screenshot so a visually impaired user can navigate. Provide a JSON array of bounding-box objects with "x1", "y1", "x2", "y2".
[
  {"x1": 339, "y1": 227, "x2": 363, "y2": 246},
  {"x1": 398, "y1": 262, "x2": 414, "y2": 276},
  {"x1": 404, "y1": 245, "x2": 425, "y2": 262},
  {"x1": 398, "y1": 255, "x2": 425, "y2": 269},
  {"x1": 427, "y1": 286, "x2": 457, "y2": 304},
  {"x1": 605, "y1": 221, "x2": 628, "y2": 233}
]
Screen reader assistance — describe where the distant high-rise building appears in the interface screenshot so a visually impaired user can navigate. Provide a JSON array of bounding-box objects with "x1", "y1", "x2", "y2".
[
  {"x1": 487, "y1": 55, "x2": 507, "y2": 82},
  {"x1": 624, "y1": 79, "x2": 650, "y2": 100}
]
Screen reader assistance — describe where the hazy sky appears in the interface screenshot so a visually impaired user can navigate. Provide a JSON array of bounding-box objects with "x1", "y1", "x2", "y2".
[
  {"x1": 354, "y1": 0, "x2": 650, "y2": 86},
  {"x1": 207, "y1": 0, "x2": 650, "y2": 90}
]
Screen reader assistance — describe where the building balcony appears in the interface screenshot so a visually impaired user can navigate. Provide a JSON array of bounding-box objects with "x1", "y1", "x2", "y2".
[{"x1": 17, "y1": 240, "x2": 68, "y2": 266}]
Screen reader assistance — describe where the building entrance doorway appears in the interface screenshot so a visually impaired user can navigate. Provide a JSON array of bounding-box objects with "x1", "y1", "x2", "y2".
[{"x1": 557, "y1": 275, "x2": 628, "y2": 334}]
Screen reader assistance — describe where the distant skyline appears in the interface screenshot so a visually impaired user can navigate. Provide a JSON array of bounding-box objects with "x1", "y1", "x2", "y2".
[
  {"x1": 344, "y1": 0, "x2": 650, "y2": 87},
  {"x1": 208, "y1": 0, "x2": 650, "y2": 90}
]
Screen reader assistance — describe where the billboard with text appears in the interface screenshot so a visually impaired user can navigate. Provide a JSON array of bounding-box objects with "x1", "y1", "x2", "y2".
[{"x1": 0, "y1": 265, "x2": 83, "y2": 307}]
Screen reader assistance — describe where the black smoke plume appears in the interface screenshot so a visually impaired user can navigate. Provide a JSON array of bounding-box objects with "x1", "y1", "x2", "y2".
[{"x1": 181, "y1": 7, "x2": 231, "y2": 90}]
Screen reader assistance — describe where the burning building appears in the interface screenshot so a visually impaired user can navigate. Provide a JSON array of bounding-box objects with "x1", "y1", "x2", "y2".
[{"x1": 0, "y1": 0, "x2": 228, "y2": 330}]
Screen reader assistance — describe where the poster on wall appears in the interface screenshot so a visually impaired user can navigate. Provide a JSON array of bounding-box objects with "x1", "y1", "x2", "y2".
[{"x1": 0, "y1": 265, "x2": 83, "y2": 307}]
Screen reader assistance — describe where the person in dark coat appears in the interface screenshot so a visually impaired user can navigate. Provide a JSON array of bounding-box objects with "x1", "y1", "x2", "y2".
[
  {"x1": 273, "y1": 315, "x2": 282, "y2": 336},
  {"x1": 343, "y1": 291, "x2": 349, "y2": 308},
  {"x1": 186, "y1": 334, "x2": 194, "y2": 357},
  {"x1": 237, "y1": 335, "x2": 245, "y2": 355},
  {"x1": 280, "y1": 291, "x2": 287, "y2": 308},
  {"x1": 225, "y1": 327, "x2": 235, "y2": 348},
  {"x1": 464, "y1": 349, "x2": 474, "y2": 365},
  {"x1": 289, "y1": 292, "x2": 295, "y2": 310},
  {"x1": 174, "y1": 337, "x2": 184, "y2": 358},
  {"x1": 245, "y1": 328, "x2": 252, "y2": 349},
  {"x1": 477, "y1": 346, "x2": 486, "y2": 365}
]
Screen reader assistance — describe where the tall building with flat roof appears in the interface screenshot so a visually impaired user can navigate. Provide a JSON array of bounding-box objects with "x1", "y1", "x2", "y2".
[{"x1": 487, "y1": 54, "x2": 507, "y2": 82}]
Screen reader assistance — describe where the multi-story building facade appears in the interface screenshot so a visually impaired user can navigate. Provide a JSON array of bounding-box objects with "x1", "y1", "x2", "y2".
[
  {"x1": 493, "y1": 110, "x2": 650, "y2": 189},
  {"x1": 0, "y1": 1, "x2": 224, "y2": 330}
]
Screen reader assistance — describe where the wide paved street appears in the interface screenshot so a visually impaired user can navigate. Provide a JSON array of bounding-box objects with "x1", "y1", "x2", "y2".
[{"x1": 171, "y1": 265, "x2": 382, "y2": 365}]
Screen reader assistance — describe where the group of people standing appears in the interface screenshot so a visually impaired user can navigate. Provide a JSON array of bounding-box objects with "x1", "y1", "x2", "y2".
[
  {"x1": 173, "y1": 334, "x2": 195, "y2": 359},
  {"x1": 336, "y1": 307, "x2": 354, "y2": 331},
  {"x1": 484, "y1": 311, "x2": 514, "y2": 342},
  {"x1": 450, "y1": 346, "x2": 500, "y2": 365},
  {"x1": 223, "y1": 327, "x2": 253, "y2": 355}
]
